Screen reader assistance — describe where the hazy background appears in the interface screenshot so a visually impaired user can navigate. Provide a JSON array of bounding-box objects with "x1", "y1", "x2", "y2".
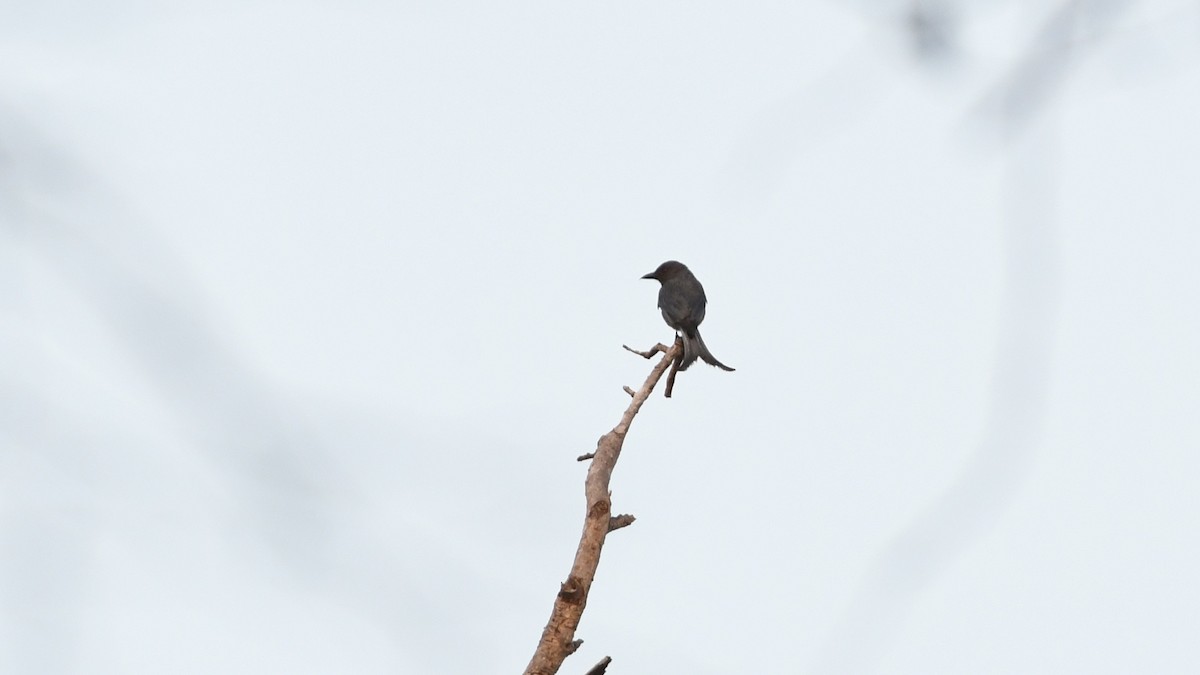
[{"x1": 3, "y1": 1, "x2": 1198, "y2": 673}]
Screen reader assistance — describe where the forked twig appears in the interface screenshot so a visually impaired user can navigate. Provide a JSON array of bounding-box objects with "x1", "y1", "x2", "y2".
[{"x1": 623, "y1": 336, "x2": 685, "y2": 397}]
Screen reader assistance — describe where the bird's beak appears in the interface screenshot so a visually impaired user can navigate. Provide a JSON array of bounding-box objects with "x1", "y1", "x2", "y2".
[{"x1": 641, "y1": 272, "x2": 656, "y2": 280}]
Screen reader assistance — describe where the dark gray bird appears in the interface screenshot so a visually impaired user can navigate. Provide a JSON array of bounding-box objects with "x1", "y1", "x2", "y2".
[{"x1": 641, "y1": 260, "x2": 735, "y2": 372}]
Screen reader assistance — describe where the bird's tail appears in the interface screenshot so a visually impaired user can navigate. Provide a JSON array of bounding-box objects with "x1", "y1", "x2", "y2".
[{"x1": 680, "y1": 330, "x2": 735, "y2": 372}]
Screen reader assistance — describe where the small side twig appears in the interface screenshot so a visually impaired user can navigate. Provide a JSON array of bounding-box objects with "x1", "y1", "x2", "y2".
[
  {"x1": 621, "y1": 342, "x2": 672, "y2": 359},
  {"x1": 607, "y1": 514, "x2": 636, "y2": 532},
  {"x1": 663, "y1": 338, "x2": 684, "y2": 398}
]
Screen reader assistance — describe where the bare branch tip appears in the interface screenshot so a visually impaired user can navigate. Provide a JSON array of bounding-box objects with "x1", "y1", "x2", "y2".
[
  {"x1": 576, "y1": 452, "x2": 595, "y2": 462},
  {"x1": 584, "y1": 656, "x2": 613, "y2": 675},
  {"x1": 622, "y1": 385, "x2": 635, "y2": 397}
]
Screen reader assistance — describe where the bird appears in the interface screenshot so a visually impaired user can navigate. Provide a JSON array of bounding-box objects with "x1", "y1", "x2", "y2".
[{"x1": 641, "y1": 260, "x2": 735, "y2": 372}]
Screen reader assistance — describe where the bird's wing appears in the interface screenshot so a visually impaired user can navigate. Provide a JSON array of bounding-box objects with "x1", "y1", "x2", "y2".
[{"x1": 689, "y1": 293, "x2": 706, "y2": 325}]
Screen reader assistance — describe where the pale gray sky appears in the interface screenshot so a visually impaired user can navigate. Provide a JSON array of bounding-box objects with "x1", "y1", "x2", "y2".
[{"x1": 2, "y1": 2, "x2": 1199, "y2": 673}]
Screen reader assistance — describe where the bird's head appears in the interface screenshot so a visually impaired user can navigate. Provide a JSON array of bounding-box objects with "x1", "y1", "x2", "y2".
[{"x1": 641, "y1": 260, "x2": 688, "y2": 282}]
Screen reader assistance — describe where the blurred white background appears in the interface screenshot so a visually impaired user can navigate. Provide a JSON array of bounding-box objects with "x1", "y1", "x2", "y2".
[{"x1": 2, "y1": 1, "x2": 1198, "y2": 673}]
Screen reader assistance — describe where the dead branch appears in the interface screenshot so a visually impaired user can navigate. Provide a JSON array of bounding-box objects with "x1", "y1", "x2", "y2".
[{"x1": 522, "y1": 340, "x2": 682, "y2": 675}]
